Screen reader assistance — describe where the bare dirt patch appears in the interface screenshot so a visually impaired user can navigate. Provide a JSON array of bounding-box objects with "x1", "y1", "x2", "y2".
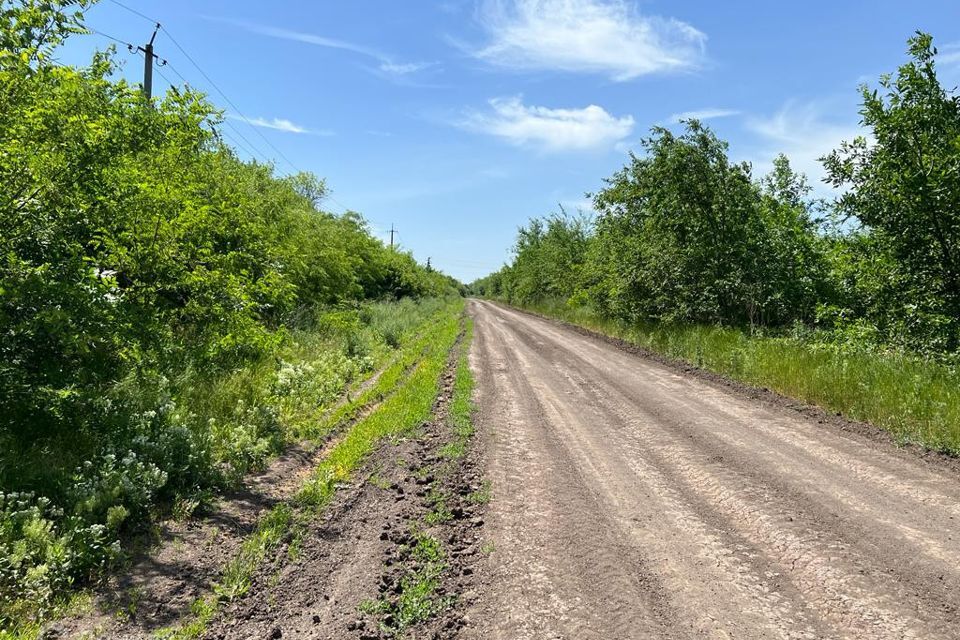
[{"x1": 47, "y1": 443, "x2": 327, "y2": 640}]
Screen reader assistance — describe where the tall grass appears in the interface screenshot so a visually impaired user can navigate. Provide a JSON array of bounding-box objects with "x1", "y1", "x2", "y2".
[
  {"x1": 522, "y1": 299, "x2": 960, "y2": 455},
  {"x1": 298, "y1": 301, "x2": 463, "y2": 509}
]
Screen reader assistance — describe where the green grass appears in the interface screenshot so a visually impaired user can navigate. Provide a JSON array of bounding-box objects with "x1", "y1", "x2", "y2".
[
  {"x1": 214, "y1": 504, "x2": 295, "y2": 601},
  {"x1": 439, "y1": 319, "x2": 476, "y2": 462},
  {"x1": 308, "y1": 328, "x2": 434, "y2": 440},
  {"x1": 297, "y1": 305, "x2": 462, "y2": 509},
  {"x1": 155, "y1": 298, "x2": 465, "y2": 640},
  {"x1": 521, "y1": 299, "x2": 960, "y2": 455}
]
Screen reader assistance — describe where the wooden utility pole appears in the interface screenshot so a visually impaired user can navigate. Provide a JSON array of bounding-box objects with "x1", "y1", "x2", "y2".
[{"x1": 390, "y1": 224, "x2": 396, "y2": 250}]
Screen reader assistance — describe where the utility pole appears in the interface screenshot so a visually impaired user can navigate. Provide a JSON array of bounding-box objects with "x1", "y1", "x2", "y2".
[
  {"x1": 389, "y1": 224, "x2": 396, "y2": 250},
  {"x1": 136, "y1": 23, "x2": 164, "y2": 101}
]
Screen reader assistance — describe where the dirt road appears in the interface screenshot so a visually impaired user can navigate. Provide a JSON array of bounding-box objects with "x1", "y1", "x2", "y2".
[{"x1": 465, "y1": 300, "x2": 960, "y2": 640}]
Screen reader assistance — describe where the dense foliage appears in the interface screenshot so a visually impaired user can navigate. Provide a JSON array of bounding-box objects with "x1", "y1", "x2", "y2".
[
  {"x1": 474, "y1": 32, "x2": 960, "y2": 358},
  {"x1": 0, "y1": 1, "x2": 458, "y2": 626}
]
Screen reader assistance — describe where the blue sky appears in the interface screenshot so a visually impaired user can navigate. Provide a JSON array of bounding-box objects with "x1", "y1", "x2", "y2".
[{"x1": 65, "y1": 0, "x2": 960, "y2": 283}]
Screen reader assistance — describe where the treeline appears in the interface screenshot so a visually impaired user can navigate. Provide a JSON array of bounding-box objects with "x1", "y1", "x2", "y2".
[
  {"x1": 1, "y1": 1, "x2": 457, "y2": 620},
  {"x1": 473, "y1": 33, "x2": 960, "y2": 357}
]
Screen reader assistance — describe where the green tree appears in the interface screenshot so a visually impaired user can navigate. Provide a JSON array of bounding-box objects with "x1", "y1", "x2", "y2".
[
  {"x1": 586, "y1": 121, "x2": 767, "y2": 325},
  {"x1": 754, "y1": 154, "x2": 829, "y2": 326},
  {"x1": 823, "y1": 32, "x2": 960, "y2": 350},
  {"x1": 501, "y1": 210, "x2": 591, "y2": 305}
]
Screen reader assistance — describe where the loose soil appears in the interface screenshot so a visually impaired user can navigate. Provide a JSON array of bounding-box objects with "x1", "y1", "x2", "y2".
[{"x1": 198, "y1": 330, "x2": 488, "y2": 640}]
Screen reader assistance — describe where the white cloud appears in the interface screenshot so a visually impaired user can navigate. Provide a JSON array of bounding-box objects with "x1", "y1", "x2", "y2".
[
  {"x1": 937, "y1": 43, "x2": 960, "y2": 67},
  {"x1": 229, "y1": 114, "x2": 332, "y2": 136},
  {"x1": 744, "y1": 101, "x2": 865, "y2": 191},
  {"x1": 669, "y1": 108, "x2": 739, "y2": 123},
  {"x1": 472, "y1": 0, "x2": 706, "y2": 80},
  {"x1": 462, "y1": 96, "x2": 634, "y2": 151},
  {"x1": 241, "y1": 23, "x2": 380, "y2": 58},
  {"x1": 379, "y1": 61, "x2": 433, "y2": 75},
  {"x1": 212, "y1": 18, "x2": 432, "y2": 79}
]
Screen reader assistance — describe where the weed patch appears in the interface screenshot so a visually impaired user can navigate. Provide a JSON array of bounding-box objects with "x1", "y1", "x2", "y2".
[{"x1": 154, "y1": 299, "x2": 464, "y2": 640}]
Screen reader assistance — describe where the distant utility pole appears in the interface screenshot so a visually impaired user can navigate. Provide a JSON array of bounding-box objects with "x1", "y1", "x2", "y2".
[
  {"x1": 390, "y1": 224, "x2": 396, "y2": 250},
  {"x1": 136, "y1": 23, "x2": 165, "y2": 101}
]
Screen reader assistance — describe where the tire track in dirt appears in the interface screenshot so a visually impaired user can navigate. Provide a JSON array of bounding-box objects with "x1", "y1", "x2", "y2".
[
  {"x1": 199, "y1": 323, "x2": 490, "y2": 640},
  {"x1": 504, "y1": 307, "x2": 958, "y2": 634},
  {"x1": 466, "y1": 299, "x2": 960, "y2": 640},
  {"x1": 464, "y1": 307, "x2": 680, "y2": 640},
  {"x1": 50, "y1": 355, "x2": 418, "y2": 640},
  {"x1": 507, "y1": 308, "x2": 960, "y2": 579}
]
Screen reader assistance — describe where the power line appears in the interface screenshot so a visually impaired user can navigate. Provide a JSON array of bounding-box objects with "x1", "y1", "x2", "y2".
[
  {"x1": 105, "y1": 0, "x2": 298, "y2": 173},
  {"x1": 159, "y1": 29, "x2": 301, "y2": 174},
  {"x1": 106, "y1": 0, "x2": 156, "y2": 25},
  {"x1": 87, "y1": 27, "x2": 135, "y2": 49},
  {"x1": 102, "y1": 0, "x2": 360, "y2": 215},
  {"x1": 325, "y1": 194, "x2": 351, "y2": 213},
  {"x1": 115, "y1": 37, "x2": 271, "y2": 165},
  {"x1": 218, "y1": 129, "x2": 257, "y2": 158},
  {"x1": 151, "y1": 62, "x2": 177, "y2": 91},
  {"x1": 162, "y1": 58, "x2": 273, "y2": 164}
]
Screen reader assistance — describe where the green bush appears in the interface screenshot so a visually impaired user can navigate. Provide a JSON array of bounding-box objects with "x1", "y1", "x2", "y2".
[{"x1": 0, "y1": 1, "x2": 462, "y2": 629}]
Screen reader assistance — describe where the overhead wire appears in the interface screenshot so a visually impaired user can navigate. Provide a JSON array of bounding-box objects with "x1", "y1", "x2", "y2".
[
  {"x1": 106, "y1": 0, "x2": 155, "y2": 24},
  {"x1": 102, "y1": 0, "x2": 362, "y2": 216},
  {"x1": 115, "y1": 44, "x2": 257, "y2": 162},
  {"x1": 106, "y1": 0, "x2": 291, "y2": 169},
  {"x1": 161, "y1": 59, "x2": 273, "y2": 164},
  {"x1": 158, "y1": 28, "x2": 301, "y2": 174},
  {"x1": 87, "y1": 27, "x2": 135, "y2": 49}
]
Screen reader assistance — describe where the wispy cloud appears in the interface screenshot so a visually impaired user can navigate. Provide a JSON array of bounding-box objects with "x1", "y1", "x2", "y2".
[
  {"x1": 229, "y1": 114, "x2": 332, "y2": 136},
  {"x1": 669, "y1": 108, "x2": 739, "y2": 123},
  {"x1": 937, "y1": 43, "x2": 960, "y2": 67},
  {"x1": 461, "y1": 96, "x2": 634, "y2": 152},
  {"x1": 210, "y1": 18, "x2": 432, "y2": 78},
  {"x1": 557, "y1": 196, "x2": 597, "y2": 214},
  {"x1": 378, "y1": 61, "x2": 433, "y2": 75},
  {"x1": 744, "y1": 101, "x2": 865, "y2": 190},
  {"x1": 470, "y1": 0, "x2": 706, "y2": 81}
]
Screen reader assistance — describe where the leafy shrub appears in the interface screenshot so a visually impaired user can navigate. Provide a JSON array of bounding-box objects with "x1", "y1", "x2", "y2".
[
  {"x1": 0, "y1": 1, "x2": 461, "y2": 628},
  {"x1": 0, "y1": 492, "x2": 119, "y2": 625}
]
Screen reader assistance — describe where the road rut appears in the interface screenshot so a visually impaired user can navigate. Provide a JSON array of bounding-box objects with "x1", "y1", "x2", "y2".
[{"x1": 465, "y1": 299, "x2": 960, "y2": 640}]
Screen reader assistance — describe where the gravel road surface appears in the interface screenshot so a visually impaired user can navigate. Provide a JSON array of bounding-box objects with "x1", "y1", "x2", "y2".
[{"x1": 466, "y1": 299, "x2": 960, "y2": 640}]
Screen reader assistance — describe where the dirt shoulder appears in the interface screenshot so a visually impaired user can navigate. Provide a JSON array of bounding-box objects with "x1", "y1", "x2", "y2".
[{"x1": 199, "y1": 325, "x2": 488, "y2": 640}]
